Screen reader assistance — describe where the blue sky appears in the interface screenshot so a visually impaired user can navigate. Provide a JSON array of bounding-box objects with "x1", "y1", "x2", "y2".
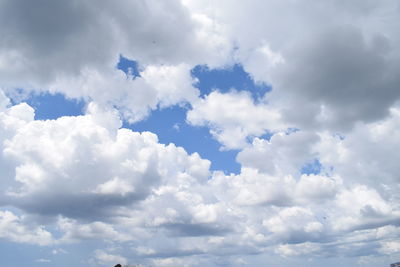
[
  {"x1": 24, "y1": 58, "x2": 246, "y2": 174},
  {"x1": 0, "y1": 1, "x2": 400, "y2": 267}
]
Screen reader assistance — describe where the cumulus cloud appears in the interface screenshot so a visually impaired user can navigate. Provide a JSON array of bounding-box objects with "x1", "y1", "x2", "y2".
[
  {"x1": 0, "y1": 0, "x2": 207, "y2": 123},
  {"x1": 269, "y1": 26, "x2": 400, "y2": 130},
  {"x1": 0, "y1": 94, "x2": 400, "y2": 264},
  {"x1": 183, "y1": 0, "x2": 400, "y2": 131},
  {"x1": 58, "y1": 217, "x2": 131, "y2": 243},
  {"x1": 237, "y1": 130, "x2": 319, "y2": 175},
  {"x1": 316, "y1": 106, "x2": 400, "y2": 189},
  {"x1": 94, "y1": 249, "x2": 128, "y2": 266},
  {"x1": 1, "y1": 0, "x2": 400, "y2": 266},
  {"x1": 0, "y1": 210, "x2": 53, "y2": 246},
  {"x1": 187, "y1": 90, "x2": 285, "y2": 149},
  {"x1": 50, "y1": 63, "x2": 199, "y2": 123},
  {"x1": 0, "y1": 0, "x2": 202, "y2": 85},
  {"x1": 1, "y1": 105, "x2": 211, "y2": 222}
]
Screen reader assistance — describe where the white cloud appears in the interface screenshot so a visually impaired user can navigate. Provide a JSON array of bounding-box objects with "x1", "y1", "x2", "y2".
[
  {"x1": 94, "y1": 249, "x2": 127, "y2": 266},
  {"x1": 210, "y1": 168, "x2": 295, "y2": 207},
  {"x1": 317, "y1": 107, "x2": 400, "y2": 189},
  {"x1": 380, "y1": 241, "x2": 400, "y2": 254},
  {"x1": 0, "y1": 210, "x2": 53, "y2": 246},
  {"x1": 0, "y1": 98, "x2": 210, "y2": 223},
  {"x1": 183, "y1": 0, "x2": 400, "y2": 131},
  {"x1": 1, "y1": 0, "x2": 400, "y2": 265},
  {"x1": 35, "y1": 258, "x2": 51, "y2": 263},
  {"x1": 275, "y1": 242, "x2": 321, "y2": 258},
  {"x1": 237, "y1": 130, "x2": 319, "y2": 175},
  {"x1": 50, "y1": 63, "x2": 199, "y2": 123},
  {"x1": 152, "y1": 257, "x2": 188, "y2": 267},
  {"x1": 0, "y1": 0, "x2": 207, "y2": 123},
  {"x1": 332, "y1": 185, "x2": 400, "y2": 232},
  {"x1": 58, "y1": 217, "x2": 130, "y2": 243},
  {"x1": 295, "y1": 174, "x2": 338, "y2": 201},
  {"x1": 187, "y1": 91, "x2": 285, "y2": 149},
  {"x1": 1, "y1": 94, "x2": 399, "y2": 262}
]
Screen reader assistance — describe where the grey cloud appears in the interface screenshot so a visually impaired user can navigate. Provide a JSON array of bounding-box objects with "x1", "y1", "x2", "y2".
[
  {"x1": 0, "y1": 0, "x2": 200, "y2": 88},
  {"x1": 281, "y1": 230, "x2": 325, "y2": 245},
  {"x1": 345, "y1": 216, "x2": 400, "y2": 233},
  {"x1": 2, "y1": 1, "x2": 400, "y2": 264},
  {"x1": 0, "y1": 0, "x2": 112, "y2": 85},
  {"x1": 323, "y1": 240, "x2": 382, "y2": 258},
  {"x1": 271, "y1": 25, "x2": 400, "y2": 131},
  {"x1": 163, "y1": 222, "x2": 231, "y2": 237},
  {"x1": 0, "y1": 0, "x2": 93, "y2": 52},
  {"x1": 9, "y1": 192, "x2": 146, "y2": 221},
  {"x1": 2, "y1": 159, "x2": 162, "y2": 221},
  {"x1": 237, "y1": 131, "x2": 319, "y2": 176},
  {"x1": 140, "y1": 249, "x2": 205, "y2": 259}
]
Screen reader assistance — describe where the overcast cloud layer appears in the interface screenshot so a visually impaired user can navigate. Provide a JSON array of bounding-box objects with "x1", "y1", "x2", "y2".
[{"x1": 1, "y1": 0, "x2": 400, "y2": 266}]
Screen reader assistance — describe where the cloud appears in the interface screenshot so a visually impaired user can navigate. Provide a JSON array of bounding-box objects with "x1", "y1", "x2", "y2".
[
  {"x1": 262, "y1": 207, "x2": 324, "y2": 244},
  {"x1": 268, "y1": 26, "x2": 400, "y2": 130},
  {"x1": 187, "y1": 90, "x2": 285, "y2": 149},
  {"x1": 58, "y1": 217, "x2": 131, "y2": 243},
  {"x1": 0, "y1": 0, "x2": 206, "y2": 123},
  {"x1": 237, "y1": 130, "x2": 319, "y2": 175},
  {"x1": 184, "y1": 0, "x2": 400, "y2": 131},
  {"x1": 1, "y1": 0, "x2": 400, "y2": 265},
  {"x1": 0, "y1": 210, "x2": 53, "y2": 246},
  {"x1": 316, "y1": 107, "x2": 400, "y2": 189},
  {"x1": 0, "y1": 0, "x2": 203, "y2": 86},
  {"x1": 48, "y1": 62, "x2": 199, "y2": 123},
  {"x1": 94, "y1": 249, "x2": 127, "y2": 266},
  {"x1": 332, "y1": 185, "x2": 400, "y2": 232},
  {"x1": 0, "y1": 98, "x2": 210, "y2": 222},
  {"x1": 35, "y1": 258, "x2": 51, "y2": 263},
  {"x1": 1, "y1": 95, "x2": 400, "y2": 262}
]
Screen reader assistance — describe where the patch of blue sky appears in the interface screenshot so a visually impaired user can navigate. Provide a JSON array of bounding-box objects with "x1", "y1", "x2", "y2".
[
  {"x1": 0, "y1": 206, "x2": 25, "y2": 217},
  {"x1": 116, "y1": 57, "x2": 242, "y2": 174},
  {"x1": 17, "y1": 89, "x2": 240, "y2": 174},
  {"x1": 191, "y1": 64, "x2": 270, "y2": 100},
  {"x1": 255, "y1": 131, "x2": 274, "y2": 142},
  {"x1": 116, "y1": 55, "x2": 140, "y2": 78},
  {"x1": 25, "y1": 93, "x2": 85, "y2": 120},
  {"x1": 127, "y1": 106, "x2": 241, "y2": 174},
  {"x1": 18, "y1": 58, "x2": 265, "y2": 174},
  {"x1": 14, "y1": 55, "x2": 136, "y2": 122},
  {"x1": 300, "y1": 159, "x2": 322, "y2": 175},
  {"x1": 0, "y1": 241, "x2": 54, "y2": 267},
  {"x1": 2, "y1": 240, "x2": 110, "y2": 267},
  {"x1": 54, "y1": 241, "x2": 103, "y2": 266}
]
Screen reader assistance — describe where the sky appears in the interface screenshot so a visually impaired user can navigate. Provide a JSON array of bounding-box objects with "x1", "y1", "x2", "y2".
[{"x1": 0, "y1": 0, "x2": 400, "y2": 266}]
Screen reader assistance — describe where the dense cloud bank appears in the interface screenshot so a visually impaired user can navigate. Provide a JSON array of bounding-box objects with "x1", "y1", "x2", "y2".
[{"x1": 1, "y1": 0, "x2": 400, "y2": 266}]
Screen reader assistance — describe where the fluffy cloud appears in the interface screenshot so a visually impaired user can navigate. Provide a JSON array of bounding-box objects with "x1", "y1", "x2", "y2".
[
  {"x1": 0, "y1": 210, "x2": 53, "y2": 246},
  {"x1": 94, "y1": 249, "x2": 128, "y2": 266},
  {"x1": 1, "y1": 0, "x2": 400, "y2": 266},
  {"x1": 0, "y1": 95, "x2": 399, "y2": 264},
  {"x1": 0, "y1": 0, "x2": 208, "y2": 123},
  {"x1": 0, "y1": 0, "x2": 203, "y2": 86},
  {"x1": 183, "y1": 0, "x2": 400, "y2": 131},
  {"x1": 58, "y1": 218, "x2": 131, "y2": 243},
  {"x1": 0, "y1": 98, "x2": 211, "y2": 224},
  {"x1": 187, "y1": 91, "x2": 285, "y2": 149},
  {"x1": 50, "y1": 63, "x2": 199, "y2": 123},
  {"x1": 2, "y1": 0, "x2": 400, "y2": 131},
  {"x1": 268, "y1": 25, "x2": 400, "y2": 131},
  {"x1": 317, "y1": 107, "x2": 400, "y2": 189},
  {"x1": 237, "y1": 130, "x2": 319, "y2": 175}
]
